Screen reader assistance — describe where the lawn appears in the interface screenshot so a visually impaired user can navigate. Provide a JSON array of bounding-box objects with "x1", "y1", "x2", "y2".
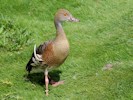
[{"x1": 0, "y1": 0, "x2": 133, "y2": 100}]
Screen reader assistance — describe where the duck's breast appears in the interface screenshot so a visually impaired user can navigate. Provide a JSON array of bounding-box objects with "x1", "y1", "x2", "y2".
[
  {"x1": 42, "y1": 40, "x2": 69, "y2": 67},
  {"x1": 53, "y1": 39, "x2": 69, "y2": 59}
]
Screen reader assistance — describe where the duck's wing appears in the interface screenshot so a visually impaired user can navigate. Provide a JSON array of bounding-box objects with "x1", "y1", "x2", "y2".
[{"x1": 26, "y1": 40, "x2": 52, "y2": 73}]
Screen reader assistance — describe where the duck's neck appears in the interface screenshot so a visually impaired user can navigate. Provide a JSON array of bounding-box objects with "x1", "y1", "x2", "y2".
[{"x1": 54, "y1": 20, "x2": 66, "y2": 39}]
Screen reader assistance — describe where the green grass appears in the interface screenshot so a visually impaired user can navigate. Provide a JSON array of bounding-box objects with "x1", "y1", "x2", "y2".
[{"x1": 0, "y1": 0, "x2": 133, "y2": 99}]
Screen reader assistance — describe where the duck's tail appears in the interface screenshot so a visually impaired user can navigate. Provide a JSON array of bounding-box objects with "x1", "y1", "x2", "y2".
[{"x1": 26, "y1": 53, "x2": 34, "y2": 73}]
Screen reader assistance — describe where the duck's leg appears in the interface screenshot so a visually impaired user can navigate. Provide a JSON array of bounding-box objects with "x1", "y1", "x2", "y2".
[
  {"x1": 48, "y1": 76, "x2": 64, "y2": 87},
  {"x1": 44, "y1": 69, "x2": 49, "y2": 96},
  {"x1": 51, "y1": 80, "x2": 64, "y2": 87}
]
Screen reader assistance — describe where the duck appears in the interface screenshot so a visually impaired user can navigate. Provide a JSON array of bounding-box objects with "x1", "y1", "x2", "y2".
[{"x1": 26, "y1": 9, "x2": 79, "y2": 96}]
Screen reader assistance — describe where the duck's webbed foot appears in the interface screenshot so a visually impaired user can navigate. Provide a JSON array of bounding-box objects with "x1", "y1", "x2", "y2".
[
  {"x1": 50, "y1": 80, "x2": 64, "y2": 87},
  {"x1": 48, "y1": 76, "x2": 64, "y2": 87}
]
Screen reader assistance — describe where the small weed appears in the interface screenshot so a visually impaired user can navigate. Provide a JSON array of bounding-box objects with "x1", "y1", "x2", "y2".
[{"x1": 0, "y1": 16, "x2": 33, "y2": 51}]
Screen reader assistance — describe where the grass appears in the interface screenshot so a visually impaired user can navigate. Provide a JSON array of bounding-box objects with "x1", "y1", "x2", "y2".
[{"x1": 0, "y1": 0, "x2": 133, "y2": 99}]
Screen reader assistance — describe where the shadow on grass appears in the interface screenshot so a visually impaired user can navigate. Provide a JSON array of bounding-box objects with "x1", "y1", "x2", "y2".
[{"x1": 24, "y1": 70, "x2": 62, "y2": 86}]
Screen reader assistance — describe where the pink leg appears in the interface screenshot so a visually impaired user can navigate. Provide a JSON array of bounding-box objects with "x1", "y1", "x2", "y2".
[
  {"x1": 48, "y1": 76, "x2": 64, "y2": 87},
  {"x1": 51, "y1": 80, "x2": 64, "y2": 87},
  {"x1": 44, "y1": 69, "x2": 49, "y2": 96}
]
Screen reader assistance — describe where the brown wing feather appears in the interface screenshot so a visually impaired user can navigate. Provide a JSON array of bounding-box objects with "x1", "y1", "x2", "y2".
[
  {"x1": 42, "y1": 42, "x2": 55, "y2": 66},
  {"x1": 26, "y1": 40, "x2": 52, "y2": 73}
]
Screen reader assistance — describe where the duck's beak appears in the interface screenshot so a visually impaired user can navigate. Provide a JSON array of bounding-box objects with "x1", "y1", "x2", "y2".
[{"x1": 69, "y1": 16, "x2": 80, "y2": 22}]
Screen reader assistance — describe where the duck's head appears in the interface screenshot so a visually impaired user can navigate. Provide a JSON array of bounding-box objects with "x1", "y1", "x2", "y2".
[{"x1": 54, "y1": 9, "x2": 79, "y2": 23}]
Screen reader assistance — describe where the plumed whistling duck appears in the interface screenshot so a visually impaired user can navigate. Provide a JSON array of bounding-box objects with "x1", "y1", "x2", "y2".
[{"x1": 26, "y1": 9, "x2": 79, "y2": 96}]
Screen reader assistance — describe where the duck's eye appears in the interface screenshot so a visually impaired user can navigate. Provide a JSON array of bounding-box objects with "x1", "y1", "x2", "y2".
[{"x1": 64, "y1": 13, "x2": 68, "y2": 16}]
